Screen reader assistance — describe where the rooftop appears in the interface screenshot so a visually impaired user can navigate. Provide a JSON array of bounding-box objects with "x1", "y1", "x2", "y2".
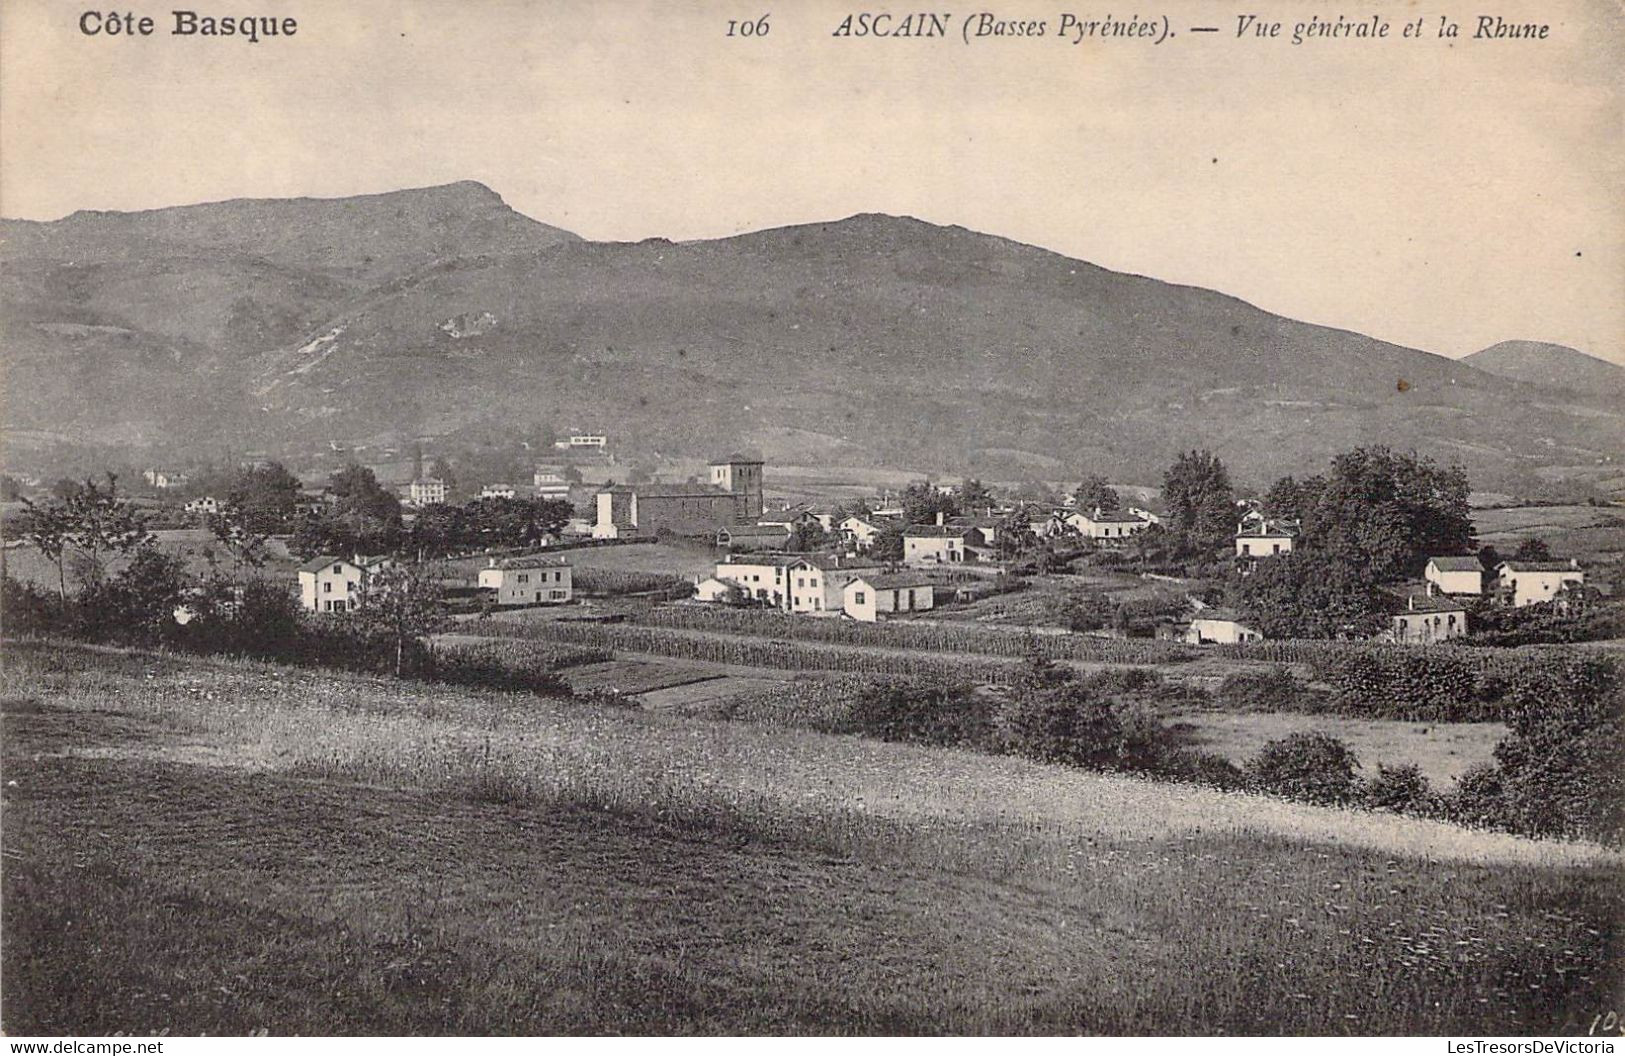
[
  {"x1": 1427, "y1": 556, "x2": 1483, "y2": 572},
  {"x1": 851, "y1": 572, "x2": 935, "y2": 591}
]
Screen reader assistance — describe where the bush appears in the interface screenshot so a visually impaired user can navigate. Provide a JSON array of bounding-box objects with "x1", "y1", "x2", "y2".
[
  {"x1": 1155, "y1": 748, "x2": 1248, "y2": 791},
  {"x1": 997, "y1": 682, "x2": 1133, "y2": 768},
  {"x1": 1215, "y1": 668, "x2": 1312, "y2": 712},
  {"x1": 1447, "y1": 764, "x2": 1510, "y2": 831},
  {"x1": 841, "y1": 681, "x2": 993, "y2": 749},
  {"x1": 1245, "y1": 733, "x2": 1361, "y2": 806},
  {"x1": 1363, "y1": 763, "x2": 1435, "y2": 814}
]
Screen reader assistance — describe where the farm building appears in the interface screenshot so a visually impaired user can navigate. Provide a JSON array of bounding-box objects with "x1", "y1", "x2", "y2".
[
  {"x1": 1424, "y1": 556, "x2": 1485, "y2": 596},
  {"x1": 717, "y1": 523, "x2": 793, "y2": 551},
  {"x1": 711, "y1": 554, "x2": 803, "y2": 608},
  {"x1": 1185, "y1": 610, "x2": 1263, "y2": 645},
  {"x1": 1496, "y1": 559, "x2": 1585, "y2": 608},
  {"x1": 694, "y1": 576, "x2": 742, "y2": 603},
  {"x1": 787, "y1": 556, "x2": 884, "y2": 616},
  {"x1": 480, "y1": 483, "x2": 517, "y2": 500},
  {"x1": 297, "y1": 554, "x2": 393, "y2": 613},
  {"x1": 1386, "y1": 584, "x2": 1468, "y2": 645},
  {"x1": 838, "y1": 514, "x2": 892, "y2": 550},
  {"x1": 841, "y1": 574, "x2": 936, "y2": 622},
  {"x1": 477, "y1": 555, "x2": 573, "y2": 607}
]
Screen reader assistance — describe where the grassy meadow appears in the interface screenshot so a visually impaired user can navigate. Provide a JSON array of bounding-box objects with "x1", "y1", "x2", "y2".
[{"x1": 2, "y1": 640, "x2": 1620, "y2": 1035}]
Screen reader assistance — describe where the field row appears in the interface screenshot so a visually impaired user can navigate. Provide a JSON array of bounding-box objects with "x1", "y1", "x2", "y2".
[{"x1": 630, "y1": 604, "x2": 1200, "y2": 664}]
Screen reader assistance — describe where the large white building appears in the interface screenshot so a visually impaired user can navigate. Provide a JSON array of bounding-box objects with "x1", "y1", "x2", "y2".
[{"x1": 407, "y1": 478, "x2": 447, "y2": 507}]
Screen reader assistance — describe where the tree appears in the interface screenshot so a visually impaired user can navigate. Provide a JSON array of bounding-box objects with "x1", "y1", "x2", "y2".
[
  {"x1": 227, "y1": 462, "x2": 301, "y2": 530},
  {"x1": 1161, "y1": 450, "x2": 1236, "y2": 553},
  {"x1": 356, "y1": 563, "x2": 445, "y2": 677},
  {"x1": 956, "y1": 479, "x2": 995, "y2": 514},
  {"x1": 23, "y1": 475, "x2": 150, "y2": 604},
  {"x1": 788, "y1": 520, "x2": 830, "y2": 552},
  {"x1": 1226, "y1": 550, "x2": 1386, "y2": 639},
  {"x1": 78, "y1": 543, "x2": 191, "y2": 643},
  {"x1": 1072, "y1": 474, "x2": 1121, "y2": 514},
  {"x1": 0, "y1": 475, "x2": 21, "y2": 501},
  {"x1": 1513, "y1": 537, "x2": 1553, "y2": 562},
  {"x1": 901, "y1": 482, "x2": 957, "y2": 525},
  {"x1": 1296, "y1": 447, "x2": 1474, "y2": 581},
  {"x1": 870, "y1": 522, "x2": 905, "y2": 564}
]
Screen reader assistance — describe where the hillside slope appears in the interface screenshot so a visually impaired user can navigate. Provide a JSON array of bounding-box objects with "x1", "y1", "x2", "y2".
[
  {"x1": 3, "y1": 184, "x2": 1620, "y2": 488},
  {"x1": 1464, "y1": 341, "x2": 1625, "y2": 402}
]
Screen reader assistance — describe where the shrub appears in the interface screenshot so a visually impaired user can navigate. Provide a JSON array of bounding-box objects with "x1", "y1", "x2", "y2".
[
  {"x1": 1363, "y1": 763, "x2": 1435, "y2": 814},
  {"x1": 1245, "y1": 733, "x2": 1360, "y2": 806},
  {"x1": 996, "y1": 682, "x2": 1131, "y2": 768},
  {"x1": 1447, "y1": 764, "x2": 1510, "y2": 831},
  {"x1": 1215, "y1": 668, "x2": 1311, "y2": 712},
  {"x1": 1155, "y1": 748, "x2": 1248, "y2": 791},
  {"x1": 841, "y1": 680, "x2": 993, "y2": 749}
]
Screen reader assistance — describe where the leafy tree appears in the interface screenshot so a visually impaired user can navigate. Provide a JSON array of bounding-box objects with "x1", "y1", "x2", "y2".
[
  {"x1": 78, "y1": 543, "x2": 190, "y2": 643},
  {"x1": 1072, "y1": 474, "x2": 1121, "y2": 514},
  {"x1": 227, "y1": 462, "x2": 301, "y2": 529},
  {"x1": 1513, "y1": 537, "x2": 1553, "y2": 562},
  {"x1": 901, "y1": 482, "x2": 957, "y2": 525},
  {"x1": 870, "y1": 522, "x2": 905, "y2": 564},
  {"x1": 1298, "y1": 447, "x2": 1473, "y2": 581},
  {"x1": 23, "y1": 475, "x2": 150, "y2": 603},
  {"x1": 1246, "y1": 733, "x2": 1361, "y2": 805},
  {"x1": 956, "y1": 479, "x2": 995, "y2": 514},
  {"x1": 1227, "y1": 550, "x2": 1386, "y2": 639},
  {"x1": 1161, "y1": 450, "x2": 1236, "y2": 553},
  {"x1": 356, "y1": 562, "x2": 445, "y2": 677}
]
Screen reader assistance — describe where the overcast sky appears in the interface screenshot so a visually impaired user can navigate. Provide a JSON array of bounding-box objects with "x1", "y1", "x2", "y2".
[{"x1": 3, "y1": 0, "x2": 1620, "y2": 364}]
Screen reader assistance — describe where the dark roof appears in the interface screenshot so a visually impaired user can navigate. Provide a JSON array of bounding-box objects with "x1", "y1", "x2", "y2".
[
  {"x1": 1499, "y1": 560, "x2": 1582, "y2": 573},
  {"x1": 711, "y1": 452, "x2": 764, "y2": 465},
  {"x1": 636, "y1": 484, "x2": 732, "y2": 499},
  {"x1": 904, "y1": 524, "x2": 976, "y2": 539},
  {"x1": 720, "y1": 553, "x2": 805, "y2": 568},
  {"x1": 1385, "y1": 584, "x2": 1467, "y2": 614},
  {"x1": 1191, "y1": 608, "x2": 1253, "y2": 625},
  {"x1": 495, "y1": 555, "x2": 570, "y2": 570},
  {"x1": 1427, "y1": 556, "x2": 1483, "y2": 572},
  {"x1": 721, "y1": 523, "x2": 793, "y2": 538},
  {"x1": 297, "y1": 554, "x2": 389, "y2": 574},
  {"x1": 794, "y1": 555, "x2": 884, "y2": 572},
  {"x1": 851, "y1": 573, "x2": 935, "y2": 591}
]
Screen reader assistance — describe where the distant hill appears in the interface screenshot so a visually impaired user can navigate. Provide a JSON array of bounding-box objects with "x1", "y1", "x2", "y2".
[
  {"x1": 3, "y1": 183, "x2": 1621, "y2": 491},
  {"x1": 1463, "y1": 341, "x2": 1625, "y2": 401}
]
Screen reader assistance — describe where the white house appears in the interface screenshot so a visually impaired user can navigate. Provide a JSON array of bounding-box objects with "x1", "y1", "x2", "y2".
[
  {"x1": 838, "y1": 514, "x2": 890, "y2": 550},
  {"x1": 1388, "y1": 584, "x2": 1468, "y2": 644},
  {"x1": 694, "y1": 576, "x2": 742, "y2": 603},
  {"x1": 1496, "y1": 559, "x2": 1585, "y2": 608},
  {"x1": 481, "y1": 483, "x2": 517, "y2": 500},
  {"x1": 1423, "y1": 556, "x2": 1484, "y2": 596},
  {"x1": 786, "y1": 556, "x2": 882, "y2": 616},
  {"x1": 903, "y1": 524, "x2": 981, "y2": 566},
  {"x1": 712, "y1": 554, "x2": 803, "y2": 608},
  {"x1": 1235, "y1": 513, "x2": 1298, "y2": 558},
  {"x1": 1066, "y1": 508, "x2": 1149, "y2": 542},
  {"x1": 407, "y1": 478, "x2": 447, "y2": 507},
  {"x1": 478, "y1": 556, "x2": 573, "y2": 606},
  {"x1": 297, "y1": 554, "x2": 393, "y2": 613},
  {"x1": 842, "y1": 574, "x2": 936, "y2": 622},
  {"x1": 1126, "y1": 506, "x2": 1162, "y2": 526},
  {"x1": 1185, "y1": 610, "x2": 1263, "y2": 645},
  {"x1": 143, "y1": 468, "x2": 189, "y2": 490},
  {"x1": 184, "y1": 495, "x2": 222, "y2": 516},
  {"x1": 553, "y1": 433, "x2": 607, "y2": 450}
]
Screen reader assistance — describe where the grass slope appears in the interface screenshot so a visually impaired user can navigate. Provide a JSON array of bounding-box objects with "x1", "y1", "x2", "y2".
[{"x1": 1, "y1": 642, "x2": 1619, "y2": 1035}]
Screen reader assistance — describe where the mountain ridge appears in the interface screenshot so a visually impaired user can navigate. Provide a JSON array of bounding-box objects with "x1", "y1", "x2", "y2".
[{"x1": 2, "y1": 181, "x2": 1620, "y2": 492}]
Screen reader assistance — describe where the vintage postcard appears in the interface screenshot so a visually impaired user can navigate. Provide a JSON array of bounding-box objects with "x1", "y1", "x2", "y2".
[{"x1": 0, "y1": 0, "x2": 1621, "y2": 1042}]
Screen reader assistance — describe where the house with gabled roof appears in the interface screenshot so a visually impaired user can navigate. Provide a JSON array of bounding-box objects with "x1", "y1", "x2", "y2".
[
  {"x1": 1385, "y1": 582, "x2": 1468, "y2": 644},
  {"x1": 1496, "y1": 559, "x2": 1585, "y2": 608},
  {"x1": 903, "y1": 523, "x2": 985, "y2": 566},
  {"x1": 477, "y1": 555, "x2": 573, "y2": 607},
  {"x1": 1423, "y1": 556, "x2": 1485, "y2": 596},
  {"x1": 1235, "y1": 512, "x2": 1299, "y2": 558},
  {"x1": 1184, "y1": 608, "x2": 1263, "y2": 645},
  {"x1": 717, "y1": 522, "x2": 794, "y2": 551},
  {"x1": 297, "y1": 554, "x2": 393, "y2": 613},
  {"x1": 842, "y1": 573, "x2": 936, "y2": 622},
  {"x1": 1065, "y1": 507, "x2": 1150, "y2": 543}
]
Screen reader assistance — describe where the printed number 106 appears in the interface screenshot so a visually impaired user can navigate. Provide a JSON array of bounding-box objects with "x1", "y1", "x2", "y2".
[{"x1": 726, "y1": 14, "x2": 770, "y2": 36}]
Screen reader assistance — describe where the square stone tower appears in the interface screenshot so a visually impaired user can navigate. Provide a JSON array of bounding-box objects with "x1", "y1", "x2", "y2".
[{"x1": 709, "y1": 454, "x2": 764, "y2": 522}]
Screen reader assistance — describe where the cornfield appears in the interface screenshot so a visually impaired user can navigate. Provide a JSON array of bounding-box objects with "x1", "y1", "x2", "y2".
[
  {"x1": 572, "y1": 568, "x2": 695, "y2": 599},
  {"x1": 484, "y1": 618, "x2": 1035, "y2": 684},
  {"x1": 632, "y1": 606, "x2": 1199, "y2": 664}
]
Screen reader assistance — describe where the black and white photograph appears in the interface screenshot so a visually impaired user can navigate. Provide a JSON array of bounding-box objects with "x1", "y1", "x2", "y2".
[{"x1": 0, "y1": 0, "x2": 1621, "y2": 1041}]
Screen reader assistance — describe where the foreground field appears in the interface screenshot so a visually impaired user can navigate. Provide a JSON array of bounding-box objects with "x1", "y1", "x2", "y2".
[{"x1": 2, "y1": 642, "x2": 1619, "y2": 1035}]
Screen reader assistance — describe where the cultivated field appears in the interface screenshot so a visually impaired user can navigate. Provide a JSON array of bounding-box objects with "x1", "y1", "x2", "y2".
[{"x1": 2, "y1": 641, "x2": 1619, "y2": 1035}]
